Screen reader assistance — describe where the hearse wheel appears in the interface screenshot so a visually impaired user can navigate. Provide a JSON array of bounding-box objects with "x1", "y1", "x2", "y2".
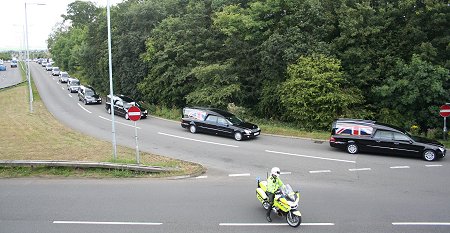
[
  {"x1": 346, "y1": 143, "x2": 358, "y2": 154},
  {"x1": 423, "y1": 150, "x2": 436, "y2": 161},
  {"x1": 189, "y1": 125, "x2": 197, "y2": 134}
]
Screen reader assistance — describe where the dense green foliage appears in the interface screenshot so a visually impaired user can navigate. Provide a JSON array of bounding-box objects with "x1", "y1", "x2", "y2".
[{"x1": 48, "y1": 0, "x2": 449, "y2": 132}]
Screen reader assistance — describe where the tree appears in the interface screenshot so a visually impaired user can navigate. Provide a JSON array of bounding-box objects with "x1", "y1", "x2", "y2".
[
  {"x1": 374, "y1": 55, "x2": 450, "y2": 130},
  {"x1": 61, "y1": 0, "x2": 100, "y2": 28},
  {"x1": 279, "y1": 54, "x2": 365, "y2": 130}
]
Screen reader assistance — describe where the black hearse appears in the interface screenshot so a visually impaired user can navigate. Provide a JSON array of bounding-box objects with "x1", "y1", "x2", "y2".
[
  {"x1": 329, "y1": 119, "x2": 446, "y2": 161},
  {"x1": 181, "y1": 107, "x2": 261, "y2": 141},
  {"x1": 105, "y1": 94, "x2": 148, "y2": 120}
]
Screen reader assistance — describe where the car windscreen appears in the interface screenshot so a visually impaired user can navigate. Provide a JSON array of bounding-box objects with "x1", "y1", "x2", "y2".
[
  {"x1": 86, "y1": 89, "x2": 96, "y2": 96},
  {"x1": 61, "y1": 73, "x2": 68, "y2": 77},
  {"x1": 225, "y1": 115, "x2": 243, "y2": 125},
  {"x1": 123, "y1": 101, "x2": 140, "y2": 109},
  {"x1": 71, "y1": 81, "x2": 80, "y2": 86}
]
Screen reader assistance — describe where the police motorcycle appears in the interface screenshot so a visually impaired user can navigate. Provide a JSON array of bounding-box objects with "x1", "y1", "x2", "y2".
[{"x1": 256, "y1": 177, "x2": 302, "y2": 227}]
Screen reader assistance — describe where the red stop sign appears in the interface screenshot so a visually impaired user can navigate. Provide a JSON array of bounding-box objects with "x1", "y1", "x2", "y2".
[
  {"x1": 127, "y1": 106, "x2": 141, "y2": 121},
  {"x1": 440, "y1": 105, "x2": 450, "y2": 117}
]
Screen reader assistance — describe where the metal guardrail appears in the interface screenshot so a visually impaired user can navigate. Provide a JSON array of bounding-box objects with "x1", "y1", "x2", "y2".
[{"x1": 0, "y1": 160, "x2": 178, "y2": 173}]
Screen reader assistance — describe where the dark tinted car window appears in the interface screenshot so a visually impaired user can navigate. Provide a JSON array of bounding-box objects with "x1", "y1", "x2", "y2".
[
  {"x1": 373, "y1": 130, "x2": 393, "y2": 140},
  {"x1": 393, "y1": 132, "x2": 410, "y2": 141},
  {"x1": 205, "y1": 115, "x2": 218, "y2": 124},
  {"x1": 86, "y1": 89, "x2": 95, "y2": 96},
  {"x1": 217, "y1": 117, "x2": 228, "y2": 125}
]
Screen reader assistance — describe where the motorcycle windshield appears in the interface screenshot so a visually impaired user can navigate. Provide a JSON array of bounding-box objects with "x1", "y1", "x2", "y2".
[{"x1": 281, "y1": 184, "x2": 296, "y2": 202}]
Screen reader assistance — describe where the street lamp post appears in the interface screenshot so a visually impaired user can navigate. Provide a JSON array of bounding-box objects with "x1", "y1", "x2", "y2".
[
  {"x1": 107, "y1": 0, "x2": 118, "y2": 160},
  {"x1": 24, "y1": 2, "x2": 46, "y2": 113}
]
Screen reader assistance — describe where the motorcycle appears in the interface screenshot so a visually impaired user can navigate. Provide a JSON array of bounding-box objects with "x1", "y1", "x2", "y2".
[{"x1": 256, "y1": 178, "x2": 302, "y2": 227}]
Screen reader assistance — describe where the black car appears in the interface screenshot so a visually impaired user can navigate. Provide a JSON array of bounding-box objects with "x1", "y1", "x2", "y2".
[
  {"x1": 181, "y1": 107, "x2": 261, "y2": 141},
  {"x1": 329, "y1": 119, "x2": 446, "y2": 161},
  {"x1": 78, "y1": 86, "x2": 102, "y2": 105},
  {"x1": 105, "y1": 94, "x2": 148, "y2": 120}
]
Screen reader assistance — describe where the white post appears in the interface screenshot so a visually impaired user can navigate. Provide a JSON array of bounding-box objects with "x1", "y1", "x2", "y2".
[
  {"x1": 135, "y1": 121, "x2": 140, "y2": 164},
  {"x1": 444, "y1": 117, "x2": 447, "y2": 140}
]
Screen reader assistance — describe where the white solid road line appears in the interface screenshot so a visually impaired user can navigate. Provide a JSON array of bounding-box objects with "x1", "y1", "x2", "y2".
[
  {"x1": 53, "y1": 221, "x2": 162, "y2": 225},
  {"x1": 77, "y1": 103, "x2": 92, "y2": 114},
  {"x1": 158, "y1": 132, "x2": 239, "y2": 148},
  {"x1": 349, "y1": 168, "x2": 371, "y2": 171},
  {"x1": 219, "y1": 223, "x2": 335, "y2": 226},
  {"x1": 392, "y1": 222, "x2": 450, "y2": 226},
  {"x1": 196, "y1": 175, "x2": 208, "y2": 179},
  {"x1": 98, "y1": 116, "x2": 141, "y2": 129},
  {"x1": 265, "y1": 150, "x2": 356, "y2": 163},
  {"x1": 228, "y1": 173, "x2": 250, "y2": 177}
]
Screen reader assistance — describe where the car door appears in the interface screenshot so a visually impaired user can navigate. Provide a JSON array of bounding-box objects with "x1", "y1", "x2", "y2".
[
  {"x1": 201, "y1": 115, "x2": 219, "y2": 134},
  {"x1": 216, "y1": 116, "x2": 234, "y2": 137},
  {"x1": 114, "y1": 100, "x2": 125, "y2": 117},
  {"x1": 391, "y1": 132, "x2": 422, "y2": 157},
  {"x1": 369, "y1": 130, "x2": 396, "y2": 155}
]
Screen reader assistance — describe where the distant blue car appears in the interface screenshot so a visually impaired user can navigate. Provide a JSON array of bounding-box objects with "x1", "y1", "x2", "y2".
[{"x1": 0, "y1": 64, "x2": 6, "y2": 71}]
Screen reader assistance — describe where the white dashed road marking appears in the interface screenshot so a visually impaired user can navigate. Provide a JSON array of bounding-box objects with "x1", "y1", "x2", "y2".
[
  {"x1": 53, "y1": 221, "x2": 162, "y2": 226},
  {"x1": 196, "y1": 176, "x2": 208, "y2": 179},
  {"x1": 77, "y1": 103, "x2": 92, "y2": 114},
  {"x1": 228, "y1": 173, "x2": 250, "y2": 177},
  {"x1": 98, "y1": 116, "x2": 141, "y2": 129},
  {"x1": 219, "y1": 223, "x2": 335, "y2": 226},
  {"x1": 392, "y1": 222, "x2": 450, "y2": 226},
  {"x1": 68, "y1": 94, "x2": 72, "y2": 98},
  {"x1": 425, "y1": 165, "x2": 442, "y2": 167},
  {"x1": 309, "y1": 170, "x2": 331, "y2": 174},
  {"x1": 349, "y1": 168, "x2": 371, "y2": 171},
  {"x1": 390, "y1": 166, "x2": 410, "y2": 169},
  {"x1": 265, "y1": 150, "x2": 356, "y2": 163},
  {"x1": 158, "y1": 132, "x2": 239, "y2": 148}
]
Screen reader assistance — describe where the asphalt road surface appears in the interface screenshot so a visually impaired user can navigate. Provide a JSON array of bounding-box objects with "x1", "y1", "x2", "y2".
[
  {"x1": 1, "y1": 64, "x2": 449, "y2": 233},
  {"x1": 0, "y1": 63, "x2": 22, "y2": 88}
]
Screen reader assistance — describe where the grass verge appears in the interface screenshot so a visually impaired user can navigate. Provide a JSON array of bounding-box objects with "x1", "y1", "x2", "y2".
[{"x1": 0, "y1": 83, "x2": 205, "y2": 178}]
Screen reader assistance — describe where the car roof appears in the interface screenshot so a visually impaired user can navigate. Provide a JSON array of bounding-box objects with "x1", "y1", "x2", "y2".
[
  {"x1": 334, "y1": 118, "x2": 406, "y2": 133},
  {"x1": 186, "y1": 107, "x2": 235, "y2": 117}
]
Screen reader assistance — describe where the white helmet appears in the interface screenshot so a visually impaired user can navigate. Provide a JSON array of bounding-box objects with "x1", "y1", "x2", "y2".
[{"x1": 271, "y1": 167, "x2": 281, "y2": 177}]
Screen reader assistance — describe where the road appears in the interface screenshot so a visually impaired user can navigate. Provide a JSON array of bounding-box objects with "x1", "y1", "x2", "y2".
[
  {"x1": 0, "y1": 63, "x2": 22, "y2": 88},
  {"x1": 0, "y1": 64, "x2": 449, "y2": 233}
]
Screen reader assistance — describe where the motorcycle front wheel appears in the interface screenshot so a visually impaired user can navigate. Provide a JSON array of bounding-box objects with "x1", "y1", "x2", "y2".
[
  {"x1": 262, "y1": 201, "x2": 271, "y2": 210},
  {"x1": 286, "y1": 211, "x2": 301, "y2": 227}
]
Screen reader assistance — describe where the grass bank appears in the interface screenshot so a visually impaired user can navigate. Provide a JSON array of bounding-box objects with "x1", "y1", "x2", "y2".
[{"x1": 0, "y1": 81, "x2": 204, "y2": 178}]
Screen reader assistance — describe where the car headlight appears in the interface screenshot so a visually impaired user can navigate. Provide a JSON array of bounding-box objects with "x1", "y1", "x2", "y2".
[
  {"x1": 244, "y1": 129, "x2": 251, "y2": 134},
  {"x1": 438, "y1": 147, "x2": 445, "y2": 152},
  {"x1": 143, "y1": 110, "x2": 148, "y2": 114}
]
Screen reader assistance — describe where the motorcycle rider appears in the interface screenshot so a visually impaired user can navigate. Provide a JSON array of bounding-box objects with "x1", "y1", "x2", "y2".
[{"x1": 266, "y1": 167, "x2": 284, "y2": 222}]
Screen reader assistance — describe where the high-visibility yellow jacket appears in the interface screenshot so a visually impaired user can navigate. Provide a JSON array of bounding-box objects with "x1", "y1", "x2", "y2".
[{"x1": 266, "y1": 176, "x2": 284, "y2": 193}]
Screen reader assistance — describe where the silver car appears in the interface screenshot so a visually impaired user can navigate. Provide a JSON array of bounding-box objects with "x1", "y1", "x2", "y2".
[
  {"x1": 67, "y1": 78, "x2": 80, "y2": 93},
  {"x1": 52, "y1": 67, "x2": 61, "y2": 76},
  {"x1": 59, "y1": 72, "x2": 69, "y2": 83}
]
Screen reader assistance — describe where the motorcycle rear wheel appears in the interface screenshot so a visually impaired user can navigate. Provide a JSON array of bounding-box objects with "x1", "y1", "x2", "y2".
[{"x1": 286, "y1": 212, "x2": 301, "y2": 227}]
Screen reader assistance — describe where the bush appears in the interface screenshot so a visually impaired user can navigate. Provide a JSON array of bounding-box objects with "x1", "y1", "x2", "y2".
[{"x1": 427, "y1": 128, "x2": 442, "y2": 140}]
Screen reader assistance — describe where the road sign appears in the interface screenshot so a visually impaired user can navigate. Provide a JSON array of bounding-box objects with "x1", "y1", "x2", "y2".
[
  {"x1": 127, "y1": 106, "x2": 141, "y2": 121},
  {"x1": 440, "y1": 105, "x2": 450, "y2": 117}
]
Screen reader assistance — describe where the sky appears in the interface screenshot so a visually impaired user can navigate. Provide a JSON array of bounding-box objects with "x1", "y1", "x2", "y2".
[{"x1": 0, "y1": 0, "x2": 123, "y2": 51}]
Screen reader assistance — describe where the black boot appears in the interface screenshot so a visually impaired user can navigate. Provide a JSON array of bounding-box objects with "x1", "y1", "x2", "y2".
[{"x1": 266, "y1": 214, "x2": 272, "y2": 222}]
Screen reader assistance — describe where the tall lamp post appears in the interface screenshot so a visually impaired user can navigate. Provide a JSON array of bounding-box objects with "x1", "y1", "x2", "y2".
[
  {"x1": 24, "y1": 2, "x2": 46, "y2": 113},
  {"x1": 107, "y1": 0, "x2": 117, "y2": 160}
]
